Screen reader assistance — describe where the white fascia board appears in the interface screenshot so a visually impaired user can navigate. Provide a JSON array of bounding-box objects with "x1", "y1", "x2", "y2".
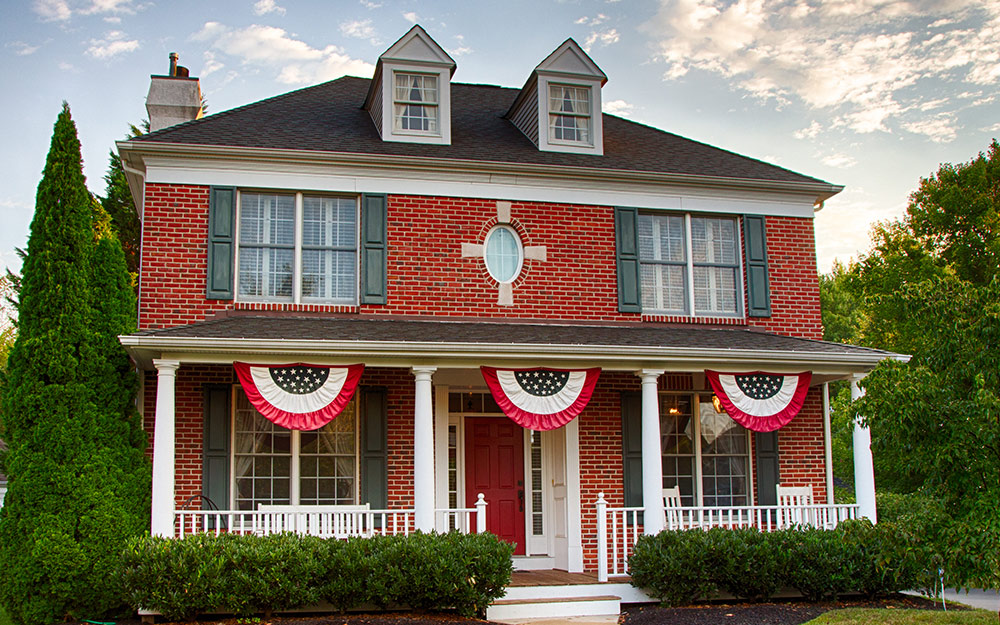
[
  {"x1": 141, "y1": 157, "x2": 821, "y2": 218},
  {"x1": 120, "y1": 334, "x2": 901, "y2": 375}
]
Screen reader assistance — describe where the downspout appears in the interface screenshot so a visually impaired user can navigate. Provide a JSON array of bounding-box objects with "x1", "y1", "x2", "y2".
[{"x1": 822, "y1": 383, "x2": 834, "y2": 504}]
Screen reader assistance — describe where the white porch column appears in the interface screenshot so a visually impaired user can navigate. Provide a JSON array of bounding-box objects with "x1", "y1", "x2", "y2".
[
  {"x1": 850, "y1": 374, "x2": 877, "y2": 523},
  {"x1": 412, "y1": 366, "x2": 437, "y2": 532},
  {"x1": 637, "y1": 369, "x2": 665, "y2": 535},
  {"x1": 150, "y1": 359, "x2": 180, "y2": 538},
  {"x1": 822, "y1": 382, "x2": 835, "y2": 504}
]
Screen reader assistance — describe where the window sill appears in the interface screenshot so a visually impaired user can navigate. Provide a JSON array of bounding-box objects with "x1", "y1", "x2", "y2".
[
  {"x1": 234, "y1": 301, "x2": 360, "y2": 314},
  {"x1": 641, "y1": 314, "x2": 748, "y2": 326}
]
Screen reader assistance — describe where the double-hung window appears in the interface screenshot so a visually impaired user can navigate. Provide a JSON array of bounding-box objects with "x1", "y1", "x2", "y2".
[
  {"x1": 237, "y1": 192, "x2": 358, "y2": 305},
  {"x1": 660, "y1": 393, "x2": 751, "y2": 508},
  {"x1": 233, "y1": 391, "x2": 358, "y2": 509},
  {"x1": 638, "y1": 213, "x2": 742, "y2": 316},
  {"x1": 394, "y1": 72, "x2": 439, "y2": 134},
  {"x1": 548, "y1": 84, "x2": 592, "y2": 144}
]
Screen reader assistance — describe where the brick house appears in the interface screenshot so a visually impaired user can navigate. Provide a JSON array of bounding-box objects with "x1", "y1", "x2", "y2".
[{"x1": 118, "y1": 26, "x2": 894, "y2": 615}]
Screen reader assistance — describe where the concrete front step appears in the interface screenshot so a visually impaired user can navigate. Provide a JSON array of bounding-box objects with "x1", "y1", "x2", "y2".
[{"x1": 487, "y1": 594, "x2": 621, "y2": 621}]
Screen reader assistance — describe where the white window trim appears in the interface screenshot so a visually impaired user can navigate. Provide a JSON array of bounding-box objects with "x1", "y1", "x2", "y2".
[
  {"x1": 229, "y1": 384, "x2": 361, "y2": 509},
  {"x1": 234, "y1": 189, "x2": 360, "y2": 306},
  {"x1": 483, "y1": 224, "x2": 524, "y2": 284},
  {"x1": 535, "y1": 74, "x2": 604, "y2": 156},
  {"x1": 380, "y1": 62, "x2": 452, "y2": 145},
  {"x1": 641, "y1": 212, "x2": 745, "y2": 318}
]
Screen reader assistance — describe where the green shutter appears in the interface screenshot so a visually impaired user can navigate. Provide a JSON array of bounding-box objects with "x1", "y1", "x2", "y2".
[
  {"x1": 360, "y1": 194, "x2": 388, "y2": 305},
  {"x1": 360, "y1": 387, "x2": 388, "y2": 510},
  {"x1": 754, "y1": 431, "x2": 780, "y2": 506},
  {"x1": 206, "y1": 186, "x2": 236, "y2": 300},
  {"x1": 203, "y1": 385, "x2": 231, "y2": 521},
  {"x1": 621, "y1": 392, "x2": 643, "y2": 509},
  {"x1": 744, "y1": 214, "x2": 771, "y2": 317},
  {"x1": 615, "y1": 207, "x2": 642, "y2": 312}
]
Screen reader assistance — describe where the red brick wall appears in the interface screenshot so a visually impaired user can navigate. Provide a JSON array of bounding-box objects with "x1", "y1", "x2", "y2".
[
  {"x1": 139, "y1": 186, "x2": 823, "y2": 339},
  {"x1": 143, "y1": 364, "x2": 234, "y2": 510},
  {"x1": 746, "y1": 216, "x2": 823, "y2": 340}
]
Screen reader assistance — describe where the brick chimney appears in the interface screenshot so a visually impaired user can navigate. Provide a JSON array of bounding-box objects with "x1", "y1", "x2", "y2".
[{"x1": 145, "y1": 52, "x2": 203, "y2": 132}]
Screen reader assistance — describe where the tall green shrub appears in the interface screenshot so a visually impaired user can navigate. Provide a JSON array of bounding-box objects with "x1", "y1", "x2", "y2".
[{"x1": 0, "y1": 103, "x2": 147, "y2": 625}]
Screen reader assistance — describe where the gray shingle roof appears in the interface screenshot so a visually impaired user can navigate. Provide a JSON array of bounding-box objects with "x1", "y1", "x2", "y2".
[
  {"x1": 132, "y1": 315, "x2": 889, "y2": 357},
  {"x1": 130, "y1": 77, "x2": 832, "y2": 186}
]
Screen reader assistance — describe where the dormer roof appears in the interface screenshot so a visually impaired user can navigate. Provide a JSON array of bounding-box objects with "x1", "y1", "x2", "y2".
[{"x1": 534, "y1": 38, "x2": 607, "y2": 85}]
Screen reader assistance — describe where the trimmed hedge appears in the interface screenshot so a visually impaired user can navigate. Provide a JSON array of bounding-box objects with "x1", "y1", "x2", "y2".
[
  {"x1": 119, "y1": 531, "x2": 513, "y2": 620},
  {"x1": 630, "y1": 520, "x2": 923, "y2": 606}
]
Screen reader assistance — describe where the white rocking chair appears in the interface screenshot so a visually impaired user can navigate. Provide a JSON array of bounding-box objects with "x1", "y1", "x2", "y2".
[
  {"x1": 663, "y1": 486, "x2": 683, "y2": 530},
  {"x1": 776, "y1": 484, "x2": 814, "y2": 529}
]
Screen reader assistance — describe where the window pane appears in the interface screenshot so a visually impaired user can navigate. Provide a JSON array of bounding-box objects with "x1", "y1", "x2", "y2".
[
  {"x1": 299, "y1": 400, "x2": 356, "y2": 505},
  {"x1": 700, "y1": 397, "x2": 749, "y2": 507},
  {"x1": 233, "y1": 394, "x2": 292, "y2": 510},
  {"x1": 693, "y1": 266, "x2": 738, "y2": 314},
  {"x1": 660, "y1": 396, "x2": 696, "y2": 506},
  {"x1": 548, "y1": 85, "x2": 591, "y2": 143},
  {"x1": 485, "y1": 226, "x2": 521, "y2": 283},
  {"x1": 641, "y1": 264, "x2": 686, "y2": 313},
  {"x1": 394, "y1": 74, "x2": 439, "y2": 133},
  {"x1": 691, "y1": 218, "x2": 737, "y2": 264},
  {"x1": 240, "y1": 193, "x2": 294, "y2": 245}
]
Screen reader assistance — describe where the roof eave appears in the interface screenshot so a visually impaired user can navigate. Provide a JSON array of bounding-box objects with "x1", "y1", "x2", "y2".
[
  {"x1": 116, "y1": 140, "x2": 845, "y2": 202},
  {"x1": 120, "y1": 333, "x2": 901, "y2": 374}
]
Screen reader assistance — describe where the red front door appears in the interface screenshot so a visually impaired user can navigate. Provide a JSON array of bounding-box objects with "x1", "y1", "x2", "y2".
[{"x1": 466, "y1": 417, "x2": 526, "y2": 555}]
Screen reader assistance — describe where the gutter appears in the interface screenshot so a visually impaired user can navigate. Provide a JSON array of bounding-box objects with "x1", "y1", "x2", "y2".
[{"x1": 116, "y1": 141, "x2": 845, "y2": 204}]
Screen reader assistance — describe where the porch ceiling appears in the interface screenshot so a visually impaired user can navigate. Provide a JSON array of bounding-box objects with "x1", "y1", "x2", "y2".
[{"x1": 120, "y1": 314, "x2": 903, "y2": 379}]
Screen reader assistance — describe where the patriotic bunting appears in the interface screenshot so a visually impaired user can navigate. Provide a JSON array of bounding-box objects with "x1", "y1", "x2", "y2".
[
  {"x1": 705, "y1": 370, "x2": 812, "y2": 433},
  {"x1": 481, "y1": 367, "x2": 601, "y2": 431},
  {"x1": 234, "y1": 362, "x2": 364, "y2": 431}
]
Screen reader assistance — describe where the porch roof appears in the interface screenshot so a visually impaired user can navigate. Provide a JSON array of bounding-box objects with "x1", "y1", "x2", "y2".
[{"x1": 121, "y1": 315, "x2": 903, "y2": 380}]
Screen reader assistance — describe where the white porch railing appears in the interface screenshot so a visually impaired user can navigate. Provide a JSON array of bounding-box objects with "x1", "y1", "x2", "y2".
[
  {"x1": 595, "y1": 492, "x2": 861, "y2": 582},
  {"x1": 175, "y1": 495, "x2": 488, "y2": 539}
]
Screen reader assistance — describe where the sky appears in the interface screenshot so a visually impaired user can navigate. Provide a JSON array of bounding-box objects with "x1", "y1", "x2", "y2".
[{"x1": 1, "y1": 0, "x2": 998, "y2": 277}]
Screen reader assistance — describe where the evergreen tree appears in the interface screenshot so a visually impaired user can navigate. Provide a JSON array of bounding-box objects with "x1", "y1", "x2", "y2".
[
  {"x1": 0, "y1": 103, "x2": 148, "y2": 625},
  {"x1": 100, "y1": 132, "x2": 141, "y2": 280}
]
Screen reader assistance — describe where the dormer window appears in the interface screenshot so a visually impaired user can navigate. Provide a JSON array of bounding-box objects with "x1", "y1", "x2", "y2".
[
  {"x1": 506, "y1": 38, "x2": 607, "y2": 156},
  {"x1": 549, "y1": 84, "x2": 592, "y2": 145},
  {"x1": 394, "y1": 72, "x2": 439, "y2": 134},
  {"x1": 364, "y1": 25, "x2": 456, "y2": 146}
]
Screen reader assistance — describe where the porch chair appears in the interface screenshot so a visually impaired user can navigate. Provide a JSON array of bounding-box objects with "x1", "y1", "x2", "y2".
[
  {"x1": 775, "y1": 484, "x2": 814, "y2": 529},
  {"x1": 663, "y1": 486, "x2": 683, "y2": 530}
]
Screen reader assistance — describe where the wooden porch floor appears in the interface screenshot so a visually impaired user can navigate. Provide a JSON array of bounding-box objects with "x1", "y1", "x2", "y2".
[{"x1": 509, "y1": 570, "x2": 630, "y2": 586}]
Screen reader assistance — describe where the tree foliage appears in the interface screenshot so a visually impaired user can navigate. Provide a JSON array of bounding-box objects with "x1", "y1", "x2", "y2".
[
  {"x1": 100, "y1": 124, "x2": 144, "y2": 281},
  {"x1": 819, "y1": 140, "x2": 1000, "y2": 589},
  {"x1": 0, "y1": 103, "x2": 149, "y2": 625}
]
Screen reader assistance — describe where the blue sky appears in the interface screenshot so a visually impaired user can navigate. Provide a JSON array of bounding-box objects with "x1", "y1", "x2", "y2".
[{"x1": 1, "y1": 0, "x2": 999, "y2": 276}]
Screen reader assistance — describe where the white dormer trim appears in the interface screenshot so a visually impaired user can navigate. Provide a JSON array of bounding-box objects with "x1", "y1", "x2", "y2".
[
  {"x1": 508, "y1": 38, "x2": 608, "y2": 156},
  {"x1": 365, "y1": 25, "x2": 456, "y2": 146}
]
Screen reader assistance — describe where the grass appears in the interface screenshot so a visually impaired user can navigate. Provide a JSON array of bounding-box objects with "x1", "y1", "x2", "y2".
[
  {"x1": 804, "y1": 608, "x2": 996, "y2": 624},
  {"x1": 0, "y1": 605, "x2": 11, "y2": 625}
]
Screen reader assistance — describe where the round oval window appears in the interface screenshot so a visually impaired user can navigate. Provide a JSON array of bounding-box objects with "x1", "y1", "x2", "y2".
[{"x1": 484, "y1": 225, "x2": 522, "y2": 283}]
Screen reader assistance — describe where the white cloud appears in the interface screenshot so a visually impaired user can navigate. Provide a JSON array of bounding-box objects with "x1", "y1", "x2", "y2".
[
  {"x1": 902, "y1": 114, "x2": 958, "y2": 142},
  {"x1": 85, "y1": 30, "x2": 139, "y2": 59},
  {"x1": 360, "y1": 0, "x2": 381, "y2": 7},
  {"x1": 576, "y1": 14, "x2": 608, "y2": 26},
  {"x1": 253, "y1": 0, "x2": 286, "y2": 16},
  {"x1": 104, "y1": 16, "x2": 121, "y2": 23},
  {"x1": 644, "y1": 0, "x2": 1000, "y2": 137},
  {"x1": 583, "y1": 28, "x2": 619, "y2": 51},
  {"x1": 340, "y1": 19, "x2": 376, "y2": 43},
  {"x1": 794, "y1": 121, "x2": 823, "y2": 139},
  {"x1": 604, "y1": 99, "x2": 634, "y2": 116},
  {"x1": 402, "y1": 11, "x2": 418, "y2": 23},
  {"x1": 81, "y1": 0, "x2": 137, "y2": 15},
  {"x1": 821, "y1": 153, "x2": 858, "y2": 168},
  {"x1": 984, "y1": 121, "x2": 1000, "y2": 132},
  {"x1": 200, "y1": 50, "x2": 224, "y2": 78},
  {"x1": 8, "y1": 42, "x2": 41, "y2": 56},
  {"x1": 192, "y1": 22, "x2": 375, "y2": 84},
  {"x1": 58, "y1": 61, "x2": 75, "y2": 71},
  {"x1": 33, "y1": 0, "x2": 71, "y2": 21}
]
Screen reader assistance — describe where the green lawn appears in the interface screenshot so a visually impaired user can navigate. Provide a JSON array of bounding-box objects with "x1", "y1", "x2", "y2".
[
  {"x1": 805, "y1": 608, "x2": 995, "y2": 625},
  {"x1": 0, "y1": 605, "x2": 11, "y2": 625}
]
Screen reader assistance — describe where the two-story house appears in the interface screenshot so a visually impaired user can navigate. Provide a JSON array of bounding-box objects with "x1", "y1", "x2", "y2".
[{"x1": 118, "y1": 26, "x2": 895, "y2": 617}]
